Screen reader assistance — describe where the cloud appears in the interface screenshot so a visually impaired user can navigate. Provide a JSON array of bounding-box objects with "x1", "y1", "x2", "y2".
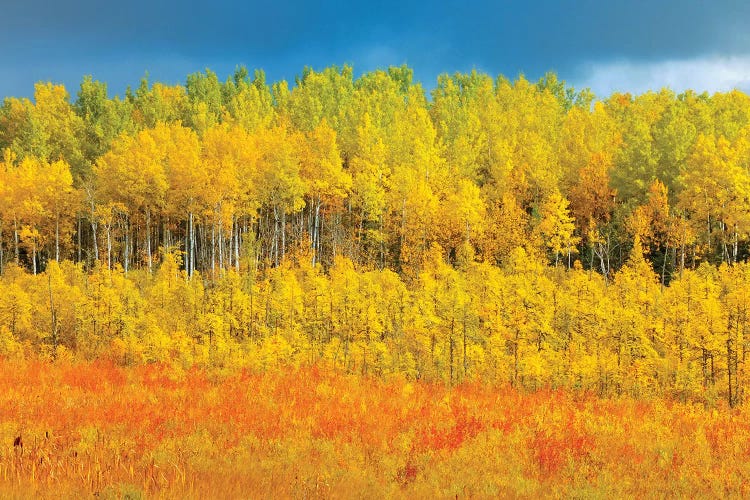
[{"x1": 576, "y1": 56, "x2": 750, "y2": 97}]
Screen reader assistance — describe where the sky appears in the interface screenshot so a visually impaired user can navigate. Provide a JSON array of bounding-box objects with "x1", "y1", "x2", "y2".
[{"x1": 2, "y1": 0, "x2": 750, "y2": 99}]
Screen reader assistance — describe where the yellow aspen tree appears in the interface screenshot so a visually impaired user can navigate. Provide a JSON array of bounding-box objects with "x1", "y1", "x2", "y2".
[
  {"x1": 718, "y1": 264, "x2": 750, "y2": 407},
  {"x1": 465, "y1": 261, "x2": 506, "y2": 383},
  {"x1": 253, "y1": 123, "x2": 306, "y2": 266},
  {"x1": 436, "y1": 179, "x2": 486, "y2": 266},
  {"x1": 94, "y1": 128, "x2": 168, "y2": 273},
  {"x1": 39, "y1": 159, "x2": 79, "y2": 262},
  {"x1": 369, "y1": 267, "x2": 411, "y2": 375},
  {"x1": 162, "y1": 123, "x2": 205, "y2": 275},
  {"x1": 480, "y1": 192, "x2": 529, "y2": 265},
  {"x1": 662, "y1": 267, "x2": 719, "y2": 401},
  {"x1": 430, "y1": 71, "x2": 491, "y2": 182},
  {"x1": 349, "y1": 113, "x2": 389, "y2": 267},
  {"x1": 415, "y1": 244, "x2": 475, "y2": 384},
  {"x1": 500, "y1": 247, "x2": 554, "y2": 388},
  {"x1": 533, "y1": 191, "x2": 580, "y2": 268},
  {"x1": 679, "y1": 134, "x2": 750, "y2": 264},
  {"x1": 328, "y1": 255, "x2": 361, "y2": 370},
  {"x1": 298, "y1": 119, "x2": 351, "y2": 266},
  {"x1": 0, "y1": 149, "x2": 15, "y2": 272},
  {"x1": 224, "y1": 69, "x2": 275, "y2": 132},
  {"x1": 132, "y1": 80, "x2": 189, "y2": 129},
  {"x1": 609, "y1": 236, "x2": 662, "y2": 396},
  {"x1": 201, "y1": 124, "x2": 244, "y2": 274}
]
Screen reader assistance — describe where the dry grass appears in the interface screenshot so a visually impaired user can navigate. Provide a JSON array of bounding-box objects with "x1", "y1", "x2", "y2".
[{"x1": 0, "y1": 359, "x2": 748, "y2": 498}]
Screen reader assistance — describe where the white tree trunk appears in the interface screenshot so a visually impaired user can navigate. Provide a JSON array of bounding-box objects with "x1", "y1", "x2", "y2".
[
  {"x1": 124, "y1": 216, "x2": 129, "y2": 275},
  {"x1": 146, "y1": 209, "x2": 152, "y2": 273},
  {"x1": 106, "y1": 223, "x2": 112, "y2": 271},
  {"x1": 55, "y1": 214, "x2": 60, "y2": 262},
  {"x1": 32, "y1": 238, "x2": 37, "y2": 275},
  {"x1": 13, "y1": 218, "x2": 19, "y2": 265}
]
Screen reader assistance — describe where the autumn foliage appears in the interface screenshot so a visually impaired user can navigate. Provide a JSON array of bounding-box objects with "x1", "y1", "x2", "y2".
[
  {"x1": 4, "y1": 66, "x2": 750, "y2": 495},
  {"x1": 1, "y1": 246, "x2": 750, "y2": 407},
  {"x1": 3, "y1": 67, "x2": 750, "y2": 279}
]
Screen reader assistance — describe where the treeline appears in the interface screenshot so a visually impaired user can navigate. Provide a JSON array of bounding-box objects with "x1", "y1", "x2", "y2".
[
  {"x1": 1, "y1": 245, "x2": 749, "y2": 407},
  {"x1": 3, "y1": 65, "x2": 750, "y2": 277}
]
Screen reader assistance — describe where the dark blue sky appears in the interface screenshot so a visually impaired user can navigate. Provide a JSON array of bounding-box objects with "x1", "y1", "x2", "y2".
[{"x1": 2, "y1": 0, "x2": 750, "y2": 99}]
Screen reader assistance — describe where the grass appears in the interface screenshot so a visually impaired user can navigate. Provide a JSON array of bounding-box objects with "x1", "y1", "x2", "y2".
[{"x1": 0, "y1": 358, "x2": 748, "y2": 498}]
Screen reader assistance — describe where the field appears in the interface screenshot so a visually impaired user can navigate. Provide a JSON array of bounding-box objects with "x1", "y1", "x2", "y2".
[{"x1": 0, "y1": 359, "x2": 748, "y2": 498}]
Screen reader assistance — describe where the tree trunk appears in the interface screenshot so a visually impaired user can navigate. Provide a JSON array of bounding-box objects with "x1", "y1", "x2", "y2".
[
  {"x1": 661, "y1": 241, "x2": 669, "y2": 287},
  {"x1": 680, "y1": 224, "x2": 686, "y2": 278},
  {"x1": 146, "y1": 208, "x2": 152, "y2": 273},
  {"x1": 162, "y1": 216, "x2": 167, "y2": 255},
  {"x1": 282, "y1": 210, "x2": 287, "y2": 262},
  {"x1": 13, "y1": 218, "x2": 19, "y2": 265},
  {"x1": 200, "y1": 224, "x2": 207, "y2": 273},
  {"x1": 234, "y1": 215, "x2": 240, "y2": 272},
  {"x1": 106, "y1": 223, "x2": 112, "y2": 270},
  {"x1": 91, "y1": 212, "x2": 99, "y2": 262},
  {"x1": 77, "y1": 217, "x2": 81, "y2": 262},
  {"x1": 318, "y1": 211, "x2": 324, "y2": 264},
  {"x1": 273, "y1": 205, "x2": 280, "y2": 267},
  {"x1": 0, "y1": 221, "x2": 4, "y2": 274},
  {"x1": 218, "y1": 207, "x2": 224, "y2": 272},
  {"x1": 313, "y1": 199, "x2": 321, "y2": 266},
  {"x1": 124, "y1": 216, "x2": 129, "y2": 275},
  {"x1": 85, "y1": 187, "x2": 99, "y2": 262},
  {"x1": 188, "y1": 211, "x2": 195, "y2": 276},
  {"x1": 55, "y1": 214, "x2": 60, "y2": 262},
  {"x1": 211, "y1": 219, "x2": 216, "y2": 275},
  {"x1": 32, "y1": 238, "x2": 37, "y2": 275},
  {"x1": 184, "y1": 218, "x2": 189, "y2": 275}
]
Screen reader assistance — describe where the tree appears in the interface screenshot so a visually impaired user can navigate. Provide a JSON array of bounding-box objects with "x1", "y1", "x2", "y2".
[
  {"x1": 348, "y1": 113, "x2": 390, "y2": 267},
  {"x1": 39, "y1": 158, "x2": 79, "y2": 262},
  {"x1": 436, "y1": 179, "x2": 486, "y2": 266},
  {"x1": 298, "y1": 119, "x2": 351, "y2": 266},
  {"x1": 480, "y1": 193, "x2": 529, "y2": 265},
  {"x1": 162, "y1": 123, "x2": 205, "y2": 274},
  {"x1": 678, "y1": 134, "x2": 750, "y2": 264},
  {"x1": 131, "y1": 77, "x2": 189, "y2": 129},
  {"x1": 386, "y1": 88, "x2": 443, "y2": 277},
  {"x1": 718, "y1": 264, "x2": 750, "y2": 407},
  {"x1": 608, "y1": 236, "x2": 662, "y2": 396},
  {"x1": 287, "y1": 65, "x2": 354, "y2": 133},
  {"x1": 415, "y1": 244, "x2": 476, "y2": 384},
  {"x1": 500, "y1": 247, "x2": 555, "y2": 389},
  {"x1": 1, "y1": 83, "x2": 86, "y2": 180},
  {"x1": 75, "y1": 76, "x2": 135, "y2": 168},
  {"x1": 94, "y1": 127, "x2": 169, "y2": 272},
  {"x1": 483, "y1": 75, "x2": 564, "y2": 209},
  {"x1": 607, "y1": 90, "x2": 671, "y2": 204},
  {"x1": 533, "y1": 191, "x2": 580, "y2": 267},
  {"x1": 253, "y1": 122, "x2": 305, "y2": 266},
  {"x1": 430, "y1": 71, "x2": 491, "y2": 182},
  {"x1": 185, "y1": 69, "x2": 224, "y2": 134},
  {"x1": 223, "y1": 69, "x2": 275, "y2": 132}
]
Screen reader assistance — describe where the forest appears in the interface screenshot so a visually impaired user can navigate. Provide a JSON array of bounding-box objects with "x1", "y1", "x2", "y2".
[{"x1": 2, "y1": 65, "x2": 750, "y2": 408}]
